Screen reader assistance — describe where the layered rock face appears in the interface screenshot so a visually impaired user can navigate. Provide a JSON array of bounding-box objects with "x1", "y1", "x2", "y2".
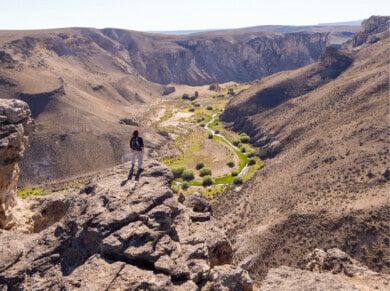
[
  {"x1": 0, "y1": 160, "x2": 253, "y2": 290},
  {"x1": 348, "y1": 15, "x2": 390, "y2": 47},
  {"x1": 0, "y1": 99, "x2": 34, "y2": 229},
  {"x1": 102, "y1": 29, "x2": 331, "y2": 85}
]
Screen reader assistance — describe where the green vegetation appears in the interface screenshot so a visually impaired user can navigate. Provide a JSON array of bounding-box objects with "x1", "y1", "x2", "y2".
[
  {"x1": 17, "y1": 188, "x2": 51, "y2": 199},
  {"x1": 248, "y1": 158, "x2": 256, "y2": 165},
  {"x1": 227, "y1": 160, "x2": 235, "y2": 168},
  {"x1": 196, "y1": 162, "x2": 205, "y2": 170},
  {"x1": 202, "y1": 176, "x2": 213, "y2": 187},
  {"x1": 233, "y1": 177, "x2": 243, "y2": 185},
  {"x1": 182, "y1": 182, "x2": 189, "y2": 190},
  {"x1": 157, "y1": 82, "x2": 262, "y2": 198},
  {"x1": 171, "y1": 184, "x2": 179, "y2": 194},
  {"x1": 182, "y1": 169, "x2": 195, "y2": 181},
  {"x1": 172, "y1": 167, "x2": 185, "y2": 178},
  {"x1": 239, "y1": 133, "x2": 250, "y2": 143},
  {"x1": 199, "y1": 168, "x2": 212, "y2": 177}
]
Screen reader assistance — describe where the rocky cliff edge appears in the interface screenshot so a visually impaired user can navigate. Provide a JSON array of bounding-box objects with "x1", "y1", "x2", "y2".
[
  {"x1": 0, "y1": 99, "x2": 253, "y2": 290},
  {"x1": 0, "y1": 99, "x2": 34, "y2": 230}
]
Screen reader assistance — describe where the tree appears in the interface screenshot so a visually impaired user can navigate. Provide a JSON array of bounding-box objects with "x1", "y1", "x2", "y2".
[
  {"x1": 233, "y1": 177, "x2": 243, "y2": 185},
  {"x1": 182, "y1": 169, "x2": 195, "y2": 181},
  {"x1": 202, "y1": 176, "x2": 213, "y2": 187},
  {"x1": 199, "y1": 168, "x2": 212, "y2": 177},
  {"x1": 227, "y1": 160, "x2": 235, "y2": 168},
  {"x1": 182, "y1": 182, "x2": 189, "y2": 190},
  {"x1": 196, "y1": 162, "x2": 205, "y2": 170},
  {"x1": 172, "y1": 167, "x2": 184, "y2": 178}
]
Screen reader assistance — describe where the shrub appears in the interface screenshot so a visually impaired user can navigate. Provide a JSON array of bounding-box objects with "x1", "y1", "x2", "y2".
[
  {"x1": 231, "y1": 170, "x2": 238, "y2": 177},
  {"x1": 248, "y1": 158, "x2": 256, "y2": 166},
  {"x1": 215, "y1": 129, "x2": 220, "y2": 134},
  {"x1": 209, "y1": 83, "x2": 221, "y2": 91},
  {"x1": 189, "y1": 108, "x2": 195, "y2": 112},
  {"x1": 182, "y1": 169, "x2": 195, "y2": 181},
  {"x1": 240, "y1": 147, "x2": 246, "y2": 153},
  {"x1": 240, "y1": 133, "x2": 250, "y2": 143},
  {"x1": 247, "y1": 152, "x2": 255, "y2": 158},
  {"x1": 232, "y1": 140, "x2": 240, "y2": 146},
  {"x1": 172, "y1": 167, "x2": 184, "y2": 178},
  {"x1": 206, "y1": 106, "x2": 213, "y2": 110},
  {"x1": 199, "y1": 168, "x2": 212, "y2": 177},
  {"x1": 171, "y1": 185, "x2": 179, "y2": 193},
  {"x1": 233, "y1": 177, "x2": 243, "y2": 185},
  {"x1": 196, "y1": 162, "x2": 205, "y2": 170},
  {"x1": 227, "y1": 160, "x2": 235, "y2": 168},
  {"x1": 182, "y1": 93, "x2": 190, "y2": 99},
  {"x1": 181, "y1": 182, "x2": 189, "y2": 190},
  {"x1": 202, "y1": 176, "x2": 213, "y2": 187},
  {"x1": 208, "y1": 134, "x2": 213, "y2": 139}
]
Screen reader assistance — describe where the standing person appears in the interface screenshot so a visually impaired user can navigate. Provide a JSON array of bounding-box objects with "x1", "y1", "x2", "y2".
[{"x1": 130, "y1": 130, "x2": 144, "y2": 170}]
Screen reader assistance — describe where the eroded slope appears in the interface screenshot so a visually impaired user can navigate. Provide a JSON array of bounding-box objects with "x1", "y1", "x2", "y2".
[{"x1": 215, "y1": 16, "x2": 390, "y2": 285}]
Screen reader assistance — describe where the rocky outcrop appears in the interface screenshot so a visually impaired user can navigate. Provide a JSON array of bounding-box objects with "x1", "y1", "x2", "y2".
[
  {"x1": 102, "y1": 29, "x2": 332, "y2": 85},
  {"x1": 261, "y1": 248, "x2": 389, "y2": 290},
  {"x1": 348, "y1": 16, "x2": 390, "y2": 47},
  {"x1": 0, "y1": 99, "x2": 34, "y2": 229},
  {"x1": 261, "y1": 266, "x2": 357, "y2": 291},
  {"x1": 0, "y1": 160, "x2": 253, "y2": 290},
  {"x1": 305, "y1": 248, "x2": 385, "y2": 278}
]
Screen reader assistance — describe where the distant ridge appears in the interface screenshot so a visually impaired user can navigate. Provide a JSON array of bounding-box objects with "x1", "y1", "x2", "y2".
[
  {"x1": 147, "y1": 29, "x2": 219, "y2": 35},
  {"x1": 318, "y1": 19, "x2": 362, "y2": 26},
  {"x1": 149, "y1": 21, "x2": 362, "y2": 35}
]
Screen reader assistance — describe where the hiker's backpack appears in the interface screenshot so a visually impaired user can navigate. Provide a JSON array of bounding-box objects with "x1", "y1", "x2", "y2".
[{"x1": 130, "y1": 136, "x2": 141, "y2": 150}]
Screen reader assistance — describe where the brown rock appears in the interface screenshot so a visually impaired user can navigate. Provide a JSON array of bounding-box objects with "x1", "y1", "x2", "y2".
[
  {"x1": 204, "y1": 265, "x2": 253, "y2": 291},
  {"x1": 184, "y1": 192, "x2": 211, "y2": 212},
  {"x1": 261, "y1": 266, "x2": 357, "y2": 291},
  {"x1": 0, "y1": 160, "x2": 253, "y2": 289},
  {"x1": 0, "y1": 99, "x2": 34, "y2": 229},
  {"x1": 208, "y1": 239, "x2": 233, "y2": 268}
]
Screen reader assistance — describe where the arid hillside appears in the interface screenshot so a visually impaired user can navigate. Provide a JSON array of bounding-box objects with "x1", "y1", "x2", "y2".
[
  {"x1": 0, "y1": 28, "x2": 166, "y2": 186},
  {"x1": 0, "y1": 24, "x2": 358, "y2": 186},
  {"x1": 102, "y1": 25, "x2": 358, "y2": 85},
  {"x1": 215, "y1": 15, "x2": 389, "y2": 286}
]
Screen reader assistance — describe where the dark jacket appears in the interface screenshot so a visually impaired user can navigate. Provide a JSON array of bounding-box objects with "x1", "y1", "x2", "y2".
[{"x1": 130, "y1": 136, "x2": 144, "y2": 151}]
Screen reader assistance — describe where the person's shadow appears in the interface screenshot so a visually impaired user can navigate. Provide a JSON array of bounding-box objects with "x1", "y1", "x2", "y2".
[{"x1": 120, "y1": 165, "x2": 143, "y2": 187}]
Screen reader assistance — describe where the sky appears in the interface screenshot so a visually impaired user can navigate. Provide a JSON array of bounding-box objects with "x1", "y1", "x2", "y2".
[{"x1": 0, "y1": 0, "x2": 389, "y2": 31}]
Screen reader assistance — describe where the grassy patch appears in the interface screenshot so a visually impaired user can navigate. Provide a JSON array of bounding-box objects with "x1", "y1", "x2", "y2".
[
  {"x1": 17, "y1": 188, "x2": 51, "y2": 199},
  {"x1": 157, "y1": 82, "x2": 263, "y2": 198}
]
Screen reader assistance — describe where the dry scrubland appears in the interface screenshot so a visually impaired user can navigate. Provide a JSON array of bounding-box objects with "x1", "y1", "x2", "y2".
[
  {"x1": 0, "y1": 17, "x2": 389, "y2": 289},
  {"x1": 213, "y1": 24, "x2": 390, "y2": 285}
]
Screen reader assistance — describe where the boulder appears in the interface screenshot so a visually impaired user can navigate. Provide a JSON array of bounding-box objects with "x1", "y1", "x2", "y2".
[
  {"x1": 204, "y1": 265, "x2": 253, "y2": 291},
  {"x1": 0, "y1": 99, "x2": 34, "y2": 229},
  {"x1": 183, "y1": 192, "x2": 211, "y2": 212}
]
